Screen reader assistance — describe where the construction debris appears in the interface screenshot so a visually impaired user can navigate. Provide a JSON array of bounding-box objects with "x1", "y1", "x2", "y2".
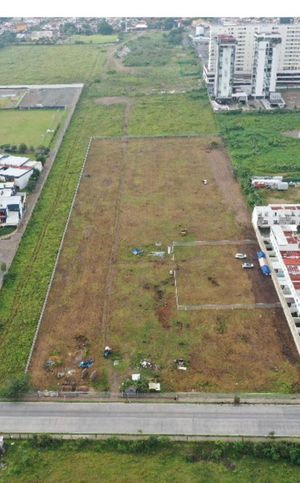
[
  {"x1": 149, "y1": 251, "x2": 165, "y2": 258},
  {"x1": 149, "y1": 382, "x2": 161, "y2": 392},
  {"x1": 131, "y1": 373, "x2": 141, "y2": 381},
  {"x1": 175, "y1": 359, "x2": 187, "y2": 370},
  {"x1": 131, "y1": 248, "x2": 144, "y2": 256},
  {"x1": 79, "y1": 359, "x2": 94, "y2": 369},
  {"x1": 104, "y1": 346, "x2": 112, "y2": 358}
]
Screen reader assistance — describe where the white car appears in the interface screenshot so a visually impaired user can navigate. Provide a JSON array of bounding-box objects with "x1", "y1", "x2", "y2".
[
  {"x1": 242, "y1": 263, "x2": 254, "y2": 269},
  {"x1": 235, "y1": 253, "x2": 247, "y2": 259}
]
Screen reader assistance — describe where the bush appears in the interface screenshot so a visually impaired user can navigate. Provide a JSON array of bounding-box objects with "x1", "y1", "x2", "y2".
[{"x1": 1, "y1": 375, "x2": 29, "y2": 400}]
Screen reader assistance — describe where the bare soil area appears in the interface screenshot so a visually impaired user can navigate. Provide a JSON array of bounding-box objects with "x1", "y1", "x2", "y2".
[
  {"x1": 281, "y1": 89, "x2": 300, "y2": 109},
  {"x1": 30, "y1": 137, "x2": 300, "y2": 393}
]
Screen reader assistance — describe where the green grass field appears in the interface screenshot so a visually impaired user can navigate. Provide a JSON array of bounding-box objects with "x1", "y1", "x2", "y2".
[
  {"x1": 1, "y1": 439, "x2": 300, "y2": 483},
  {"x1": 128, "y1": 92, "x2": 217, "y2": 136},
  {"x1": 0, "y1": 109, "x2": 64, "y2": 146},
  {"x1": 218, "y1": 111, "x2": 300, "y2": 177},
  {"x1": 67, "y1": 34, "x2": 119, "y2": 44},
  {"x1": 0, "y1": 45, "x2": 106, "y2": 84}
]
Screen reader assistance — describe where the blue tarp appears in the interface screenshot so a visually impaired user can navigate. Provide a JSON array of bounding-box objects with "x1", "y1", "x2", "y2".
[{"x1": 131, "y1": 248, "x2": 144, "y2": 256}]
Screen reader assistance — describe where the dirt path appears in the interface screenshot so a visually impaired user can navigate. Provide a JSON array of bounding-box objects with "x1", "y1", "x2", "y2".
[{"x1": 208, "y1": 145, "x2": 251, "y2": 230}]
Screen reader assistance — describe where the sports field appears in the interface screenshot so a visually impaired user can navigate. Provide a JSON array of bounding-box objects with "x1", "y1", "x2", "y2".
[
  {"x1": 0, "y1": 109, "x2": 65, "y2": 146},
  {"x1": 30, "y1": 137, "x2": 300, "y2": 393}
]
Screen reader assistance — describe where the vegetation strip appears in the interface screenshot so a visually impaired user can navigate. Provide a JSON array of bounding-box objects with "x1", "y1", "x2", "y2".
[{"x1": 25, "y1": 137, "x2": 93, "y2": 374}]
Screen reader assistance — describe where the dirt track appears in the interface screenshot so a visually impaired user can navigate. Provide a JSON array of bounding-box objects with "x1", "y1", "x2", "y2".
[{"x1": 208, "y1": 146, "x2": 250, "y2": 229}]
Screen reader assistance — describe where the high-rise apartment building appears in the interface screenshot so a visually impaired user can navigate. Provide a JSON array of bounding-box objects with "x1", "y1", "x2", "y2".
[
  {"x1": 203, "y1": 21, "x2": 300, "y2": 91},
  {"x1": 251, "y1": 32, "x2": 282, "y2": 97},
  {"x1": 214, "y1": 35, "x2": 237, "y2": 99}
]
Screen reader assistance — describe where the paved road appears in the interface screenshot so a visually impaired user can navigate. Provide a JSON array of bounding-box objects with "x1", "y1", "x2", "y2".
[{"x1": 0, "y1": 403, "x2": 299, "y2": 436}]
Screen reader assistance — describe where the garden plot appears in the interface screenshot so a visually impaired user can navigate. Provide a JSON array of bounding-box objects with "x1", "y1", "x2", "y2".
[{"x1": 30, "y1": 136, "x2": 300, "y2": 393}]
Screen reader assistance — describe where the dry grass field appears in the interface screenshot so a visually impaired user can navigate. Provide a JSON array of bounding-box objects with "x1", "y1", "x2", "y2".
[
  {"x1": 30, "y1": 137, "x2": 300, "y2": 393},
  {"x1": 175, "y1": 243, "x2": 279, "y2": 306}
]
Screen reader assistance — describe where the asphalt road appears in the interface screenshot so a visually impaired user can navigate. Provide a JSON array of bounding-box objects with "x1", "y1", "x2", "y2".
[{"x1": 0, "y1": 403, "x2": 299, "y2": 436}]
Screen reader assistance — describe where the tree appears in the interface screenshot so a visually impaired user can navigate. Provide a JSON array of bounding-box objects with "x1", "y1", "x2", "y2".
[
  {"x1": 98, "y1": 20, "x2": 113, "y2": 35},
  {"x1": 62, "y1": 22, "x2": 77, "y2": 36},
  {"x1": 165, "y1": 28, "x2": 183, "y2": 45}
]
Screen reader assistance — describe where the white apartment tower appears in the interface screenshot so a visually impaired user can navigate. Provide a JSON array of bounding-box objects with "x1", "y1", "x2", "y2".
[
  {"x1": 214, "y1": 35, "x2": 237, "y2": 99},
  {"x1": 203, "y1": 21, "x2": 300, "y2": 91},
  {"x1": 252, "y1": 32, "x2": 282, "y2": 97}
]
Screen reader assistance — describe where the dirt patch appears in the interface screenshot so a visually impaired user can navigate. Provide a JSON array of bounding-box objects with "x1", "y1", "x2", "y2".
[
  {"x1": 208, "y1": 145, "x2": 251, "y2": 230},
  {"x1": 282, "y1": 130, "x2": 300, "y2": 139},
  {"x1": 281, "y1": 90, "x2": 300, "y2": 109}
]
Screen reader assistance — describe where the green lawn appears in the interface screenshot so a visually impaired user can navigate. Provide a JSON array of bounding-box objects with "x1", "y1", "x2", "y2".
[
  {"x1": 0, "y1": 45, "x2": 106, "y2": 84},
  {"x1": 128, "y1": 92, "x2": 218, "y2": 136},
  {"x1": 1, "y1": 439, "x2": 300, "y2": 483},
  {"x1": 0, "y1": 109, "x2": 64, "y2": 147},
  {"x1": 218, "y1": 111, "x2": 300, "y2": 177},
  {"x1": 67, "y1": 34, "x2": 119, "y2": 44}
]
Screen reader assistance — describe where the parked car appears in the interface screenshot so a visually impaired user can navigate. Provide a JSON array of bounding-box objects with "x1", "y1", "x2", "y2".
[
  {"x1": 235, "y1": 253, "x2": 247, "y2": 259},
  {"x1": 242, "y1": 263, "x2": 254, "y2": 269}
]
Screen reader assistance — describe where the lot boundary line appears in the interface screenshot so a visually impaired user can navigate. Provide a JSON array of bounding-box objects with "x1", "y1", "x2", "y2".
[
  {"x1": 24, "y1": 136, "x2": 93, "y2": 374},
  {"x1": 92, "y1": 134, "x2": 219, "y2": 140},
  {"x1": 173, "y1": 239, "x2": 257, "y2": 247},
  {"x1": 177, "y1": 302, "x2": 282, "y2": 311}
]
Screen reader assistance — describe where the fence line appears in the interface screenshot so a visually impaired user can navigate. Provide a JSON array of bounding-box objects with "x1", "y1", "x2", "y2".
[
  {"x1": 172, "y1": 239, "x2": 257, "y2": 247},
  {"x1": 25, "y1": 136, "x2": 93, "y2": 374},
  {"x1": 178, "y1": 303, "x2": 281, "y2": 311},
  {"x1": 92, "y1": 134, "x2": 218, "y2": 141}
]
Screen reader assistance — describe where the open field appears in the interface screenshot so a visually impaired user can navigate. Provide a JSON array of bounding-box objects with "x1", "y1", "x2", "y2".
[
  {"x1": 2, "y1": 439, "x2": 300, "y2": 483},
  {"x1": 0, "y1": 32, "x2": 299, "y2": 394},
  {"x1": 0, "y1": 109, "x2": 65, "y2": 146},
  {"x1": 175, "y1": 244, "x2": 279, "y2": 306},
  {"x1": 30, "y1": 137, "x2": 300, "y2": 393},
  {"x1": 67, "y1": 34, "x2": 119, "y2": 44},
  {"x1": 0, "y1": 45, "x2": 106, "y2": 84},
  {"x1": 218, "y1": 111, "x2": 300, "y2": 178}
]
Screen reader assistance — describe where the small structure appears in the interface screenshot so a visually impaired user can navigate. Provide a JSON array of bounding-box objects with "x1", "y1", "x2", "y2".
[
  {"x1": 252, "y1": 176, "x2": 288, "y2": 191},
  {"x1": 149, "y1": 382, "x2": 161, "y2": 392},
  {"x1": 131, "y1": 373, "x2": 141, "y2": 381}
]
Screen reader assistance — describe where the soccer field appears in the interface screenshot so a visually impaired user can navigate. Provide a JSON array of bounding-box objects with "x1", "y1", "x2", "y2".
[{"x1": 0, "y1": 109, "x2": 65, "y2": 147}]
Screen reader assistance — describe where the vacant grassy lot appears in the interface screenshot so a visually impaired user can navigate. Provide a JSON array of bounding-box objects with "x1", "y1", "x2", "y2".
[
  {"x1": 175, "y1": 244, "x2": 279, "y2": 306},
  {"x1": 67, "y1": 34, "x2": 119, "y2": 44},
  {"x1": 128, "y1": 92, "x2": 218, "y2": 136},
  {"x1": 0, "y1": 45, "x2": 106, "y2": 84},
  {"x1": 30, "y1": 137, "x2": 300, "y2": 393},
  {"x1": 218, "y1": 111, "x2": 300, "y2": 178},
  {"x1": 89, "y1": 34, "x2": 202, "y2": 97},
  {"x1": 0, "y1": 109, "x2": 64, "y2": 146},
  {"x1": 2, "y1": 439, "x2": 300, "y2": 483}
]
